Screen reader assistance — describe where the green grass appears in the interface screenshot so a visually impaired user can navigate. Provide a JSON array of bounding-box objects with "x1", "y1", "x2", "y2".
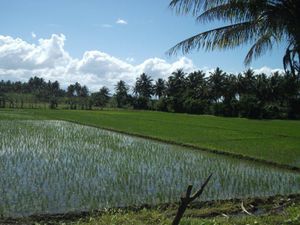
[
  {"x1": 14, "y1": 196, "x2": 300, "y2": 225},
  {"x1": 1, "y1": 108, "x2": 300, "y2": 168},
  {"x1": 65, "y1": 205, "x2": 300, "y2": 225}
]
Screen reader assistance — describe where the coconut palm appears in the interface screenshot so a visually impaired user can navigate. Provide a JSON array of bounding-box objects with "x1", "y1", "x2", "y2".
[
  {"x1": 115, "y1": 80, "x2": 130, "y2": 108},
  {"x1": 154, "y1": 78, "x2": 166, "y2": 99},
  {"x1": 168, "y1": 0, "x2": 300, "y2": 76},
  {"x1": 133, "y1": 73, "x2": 154, "y2": 99}
]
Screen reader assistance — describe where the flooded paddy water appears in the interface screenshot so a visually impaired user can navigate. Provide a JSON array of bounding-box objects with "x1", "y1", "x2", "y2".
[{"x1": 0, "y1": 120, "x2": 299, "y2": 217}]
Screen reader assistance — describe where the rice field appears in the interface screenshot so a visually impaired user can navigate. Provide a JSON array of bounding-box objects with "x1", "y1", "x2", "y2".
[{"x1": 0, "y1": 120, "x2": 299, "y2": 217}]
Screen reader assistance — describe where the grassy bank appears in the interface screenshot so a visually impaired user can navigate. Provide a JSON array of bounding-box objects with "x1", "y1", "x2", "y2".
[
  {"x1": 2, "y1": 195, "x2": 299, "y2": 225},
  {"x1": 1, "y1": 108, "x2": 300, "y2": 168}
]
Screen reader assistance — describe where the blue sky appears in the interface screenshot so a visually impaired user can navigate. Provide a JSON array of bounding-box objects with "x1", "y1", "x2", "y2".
[{"x1": 0, "y1": 0, "x2": 286, "y2": 90}]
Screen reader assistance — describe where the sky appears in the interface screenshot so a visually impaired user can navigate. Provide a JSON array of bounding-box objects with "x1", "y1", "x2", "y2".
[{"x1": 0, "y1": 0, "x2": 286, "y2": 91}]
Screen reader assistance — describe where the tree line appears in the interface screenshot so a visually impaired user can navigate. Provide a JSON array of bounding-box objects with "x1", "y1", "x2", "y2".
[{"x1": 1, "y1": 68, "x2": 299, "y2": 119}]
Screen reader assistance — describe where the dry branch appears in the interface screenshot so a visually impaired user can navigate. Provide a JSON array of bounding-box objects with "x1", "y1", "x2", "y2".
[{"x1": 172, "y1": 174, "x2": 212, "y2": 225}]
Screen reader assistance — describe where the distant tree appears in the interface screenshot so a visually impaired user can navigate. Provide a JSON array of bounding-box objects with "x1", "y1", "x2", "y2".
[
  {"x1": 166, "y1": 69, "x2": 187, "y2": 112},
  {"x1": 115, "y1": 80, "x2": 130, "y2": 108},
  {"x1": 78, "y1": 85, "x2": 89, "y2": 109},
  {"x1": 185, "y1": 70, "x2": 208, "y2": 99},
  {"x1": 184, "y1": 70, "x2": 209, "y2": 114},
  {"x1": 28, "y1": 76, "x2": 46, "y2": 92},
  {"x1": 208, "y1": 67, "x2": 226, "y2": 103},
  {"x1": 66, "y1": 83, "x2": 90, "y2": 109},
  {"x1": 255, "y1": 73, "x2": 270, "y2": 104},
  {"x1": 237, "y1": 69, "x2": 256, "y2": 97},
  {"x1": 153, "y1": 78, "x2": 166, "y2": 99},
  {"x1": 91, "y1": 86, "x2": 110, "y2": 109},
  {"x1": 0, "y1": 91, "x2": 6, "y2": 108},
  {"x1": 46, "y1": 80, "x2": 61, "y2": 109},
  {"x1": 78, "y1": 85, "x2": 89, "y2": 98},
  {"x1": 66, "y1": 84, "x2": 76, "y2": 109},
  {"x1": 67, "y1": 84, "x2": 76, "y2": 97},
  {"x1": 133, "y1": 73, "x2": 154, "y2": 98},
  {"x1": 74, "y1": 82, "x2": 81, "y2": 96},
  {"x1": 133, "y1": 73, "x2": 154, "y2": 109},
  {"x1": 220, "y1": 74, "x2": 239, "y2": 116}
]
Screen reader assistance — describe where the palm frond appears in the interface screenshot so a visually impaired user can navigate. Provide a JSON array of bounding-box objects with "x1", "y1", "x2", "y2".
[
  {"x1": 196, "y1": 1, "x2": 262, "y2": 24},
  {"x1": 244, "y1": 33, "x2": 274, "y2": 65},
  {"x1": 167, "y1": 21, "x2": 260, "y2": 56},
  {"x1": 169, "y1": 0, "x2": 300, "y2": 72},
  {"x1": 169, "y1": 0, "x2": 229, "y2": 16}
]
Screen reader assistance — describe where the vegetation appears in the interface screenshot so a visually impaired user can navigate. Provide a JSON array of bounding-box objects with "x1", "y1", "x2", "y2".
[
  {"x1": 2, "y1": 195, "x2": 300, "y2": 224},
  {"x1": 0, "y1": 119, "x2": 299, "y2": 218},
  {"x1": 1, "y1": 109, "x2": 300, "y2": 168},
  {"x1": 1, "y1": 67, "x2": 300, "y2": 119},
  {"x1": 168, "y1": 0, "x2": 300, "y2": 76},
  {"x1": 1, "y1": 1, "x2": 299, "y2": 224},
  {"x1": 66, "y1": 203, "x2": 300, "y2": 225}
]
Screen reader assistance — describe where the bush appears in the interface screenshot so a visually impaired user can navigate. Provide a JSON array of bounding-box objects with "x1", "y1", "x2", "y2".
[
  {"x1": 183, "y1": 98, "x2": 208, "y2": 114},
  {"x1": 153, "y1": 98, "x2": 168, "y2": 112},
  {"x1": 262, "y1": 104, "x2": 282, "y2": 119},
  {"x1": 239, "y1": 95, "x2": 263, "y2": 119}
]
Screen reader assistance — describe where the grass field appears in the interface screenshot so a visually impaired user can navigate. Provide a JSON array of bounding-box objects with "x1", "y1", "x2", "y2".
[{"x1": 1, "y1": 108, "x2": 299, "y2": 168}]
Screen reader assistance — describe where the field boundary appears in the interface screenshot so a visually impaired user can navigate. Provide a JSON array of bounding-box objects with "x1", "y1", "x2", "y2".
[
  {"x1": 1, "y1": 194, "x2": 299, "y2": 224},
  {"x1": 52, "y1": 118, "x2": 300, "y2": 173}
]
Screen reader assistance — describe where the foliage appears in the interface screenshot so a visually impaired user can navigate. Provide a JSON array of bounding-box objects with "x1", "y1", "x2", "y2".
[
  {"x1": 114, "y1": 80, "x2": 131, "y2": 108},
  {"x1": 1, "y1": 120, "x2": 299, "y2": 217},
  {"x1": 91, "y1": 86, "x2": 110, "y2": 108},
  {"x1": 1, "y1": 67, "x2": 300, "y2": 119},
  {"x1": 168, "y1": 0, "x2": 300, "y2": 76},
  {"x1": 154, "y1": 78, "x2": 167, "y2": 99}
]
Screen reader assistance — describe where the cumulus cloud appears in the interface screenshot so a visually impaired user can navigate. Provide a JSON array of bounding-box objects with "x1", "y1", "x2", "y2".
[
  {"x1": 31, "y1": 32, "x2": 36, "y2": 39},
  {"x1": 116, "y1": 19, "x2": 128, "y2": 25},
  {"x1": 126, "y1": 57, "x2": 135, "y2": 63},
  {"x1": 0, "y1": 34, "x2": 198, "y2": 92},
  {"x1": 135, "y1": 57, "x2": 196, "y2": 80},
  {"x1": 253, "y1": 66, "x2": 284, "y2": 75},
  {"x1": 0, "y1": 34, "x2": 283, "y2": 93}
]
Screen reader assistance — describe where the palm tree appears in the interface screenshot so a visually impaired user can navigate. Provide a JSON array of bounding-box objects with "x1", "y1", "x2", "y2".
[
  {"x1": 153, "y1": 78, "x2": 166, "y2": 99},
  {"x1": 186, "y1": 70, "x2": 208, "y2": 99},
  {"x1": 168, "y1": 0, "x2": 300, "y2": 76},
  {"x1": 91, "y1": 86, "x2": 110, "y2": 109},
  {"x1": 115, "y1": 80, "x2": 130, "y2": 108},
  {"x1": 133, "y1": 73, "x2": 154, "y2": 99},
  {"x1": 208, "y1": 67, "x2": 226, "y2": 103},
  {"x1": 167, "y1": 69, "x2": 187, "y2": 97},
  {"x1": 166, "y1": 69, "x2": 187, "y2": 112}
]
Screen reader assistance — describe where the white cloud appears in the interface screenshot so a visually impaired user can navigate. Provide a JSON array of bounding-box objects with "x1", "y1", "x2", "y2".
[
  {"x1": 101, "y1": 24, "x2": 113, "y2": 28},
  {"x1": 253, "y1": 66, "x2": 284, "y2": 75},
  {"x1": 126, "y1": 57, "x2": 135, "y2": 63},
  {"x1": 0, "y1": 34, "x2": 197, "y2": 92},
  {"x1": 0, "y1": 34, "x2": 283, "y2": 93},
  {"x1": 116, "y1": 19, "x2": 128, "y2": 25},
  {"x1": 31, "y1": 32, "x2": 36, "y2": 39},
  {"x1": 135, "y1": 57, "x2": 196, "y2": 80}
]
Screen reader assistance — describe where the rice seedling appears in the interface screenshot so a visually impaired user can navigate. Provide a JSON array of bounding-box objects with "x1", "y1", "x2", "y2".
[{"x1": 0, "y1": 120, "x2": 299, "y2": 217}]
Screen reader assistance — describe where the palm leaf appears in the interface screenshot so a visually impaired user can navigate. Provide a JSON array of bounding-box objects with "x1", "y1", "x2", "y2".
[
  {"x1": 169, "y1": 0, "x2": 229, "y2": 15},
  {"x1": 196, "y1": 1, "x2": 263, "y2": 24},
  {"x1": 167, "y1": 21, "x2": 262, "y2": 55},
  {"x1": 244, "y1": 33, "x2": 274, "y2": 65}
]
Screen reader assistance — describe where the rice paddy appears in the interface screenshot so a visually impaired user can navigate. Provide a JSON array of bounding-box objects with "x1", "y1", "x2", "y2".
[{"x1": 0, "y1": 120, "x2": 299, "y2": 217}]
